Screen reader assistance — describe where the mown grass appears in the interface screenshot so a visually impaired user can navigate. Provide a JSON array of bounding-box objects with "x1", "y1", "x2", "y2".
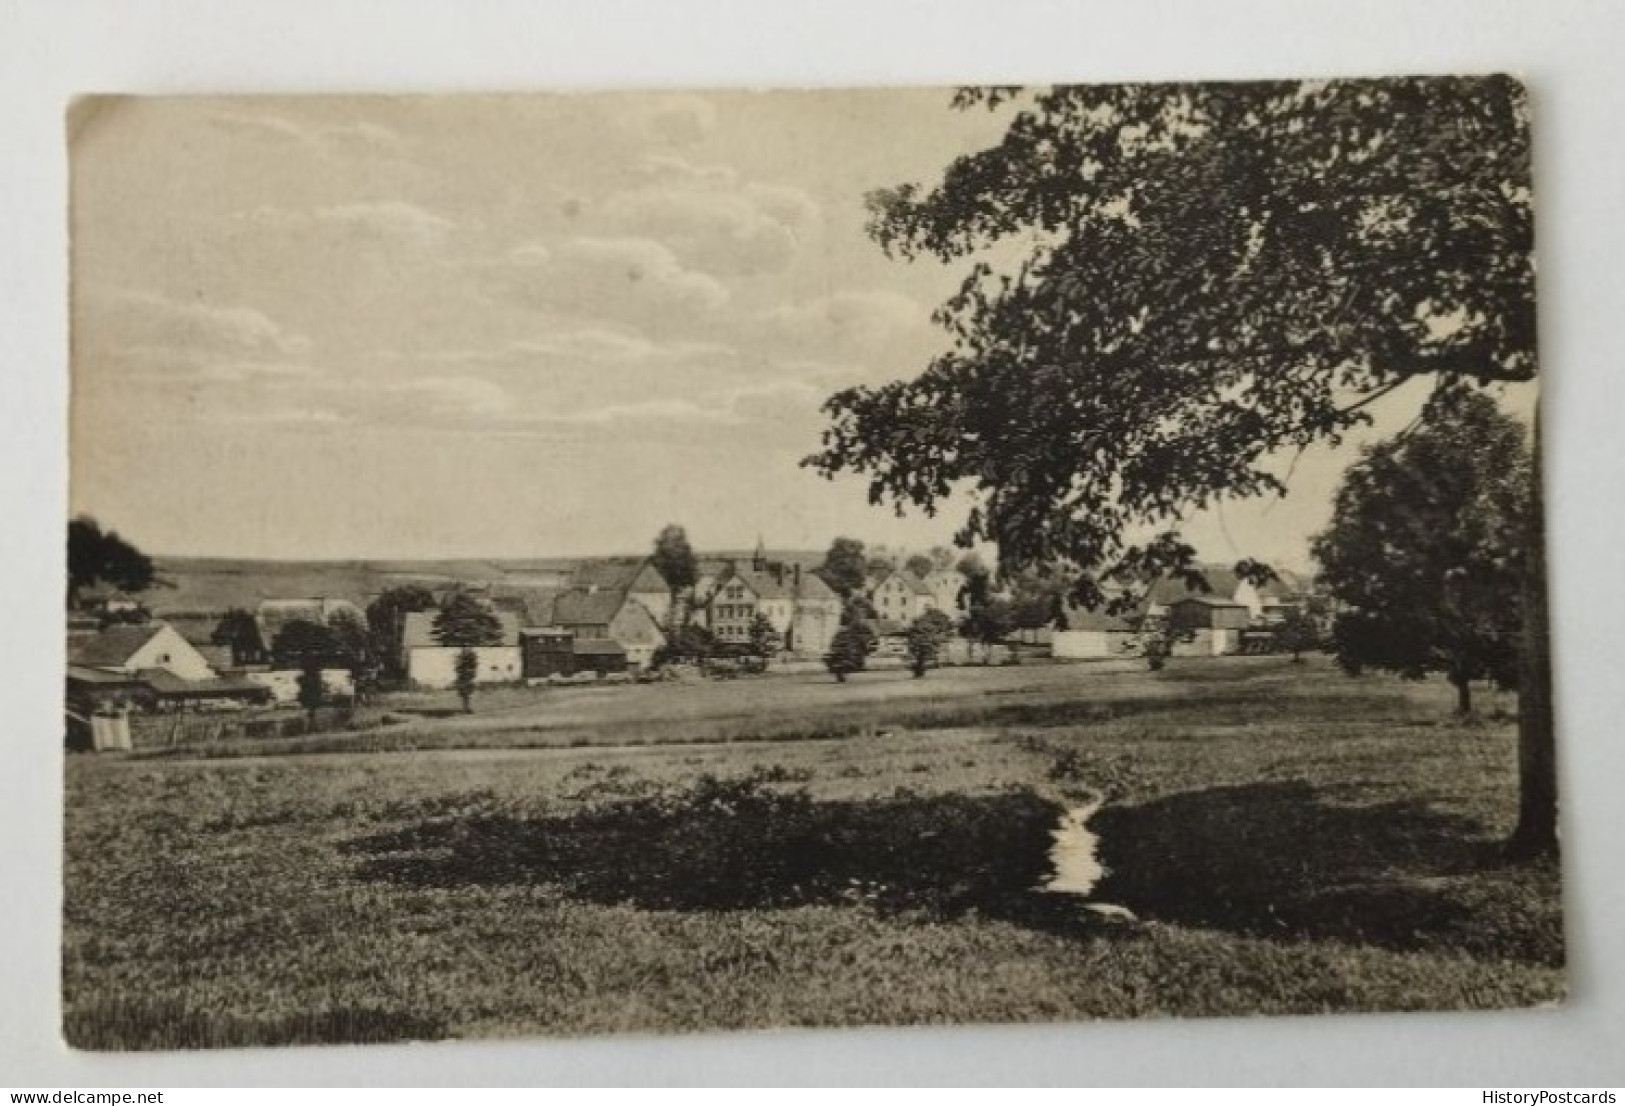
[{"x1": 62, "y1": 658, "x2": 1562, "y2": 1049}]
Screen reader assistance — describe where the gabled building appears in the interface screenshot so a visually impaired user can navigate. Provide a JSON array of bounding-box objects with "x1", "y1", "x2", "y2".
[
  {"x1": 868, "y1": 568, "x2": 936, "y2": 625},
  {"x1": 69, "y1": 622, "x2": 217, "y2": 681},
  {"x1": 549, "y1": 588, "x2": 665, "y2": 670}
]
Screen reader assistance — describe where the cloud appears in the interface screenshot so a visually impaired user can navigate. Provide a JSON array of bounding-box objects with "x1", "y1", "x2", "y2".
[
  {"x1": 242, "y1": 200, "x2": 455, "y2": 249},
  {"x1": 483, "y1": 235, "x2": 729, "y2": 327},
  {"x1": 75, "y1": 287, "x2": 317, "y2": 385},
  {"x1": 596, "y1": 155, "x2": 821, "y2": 275},
  {"x1": 208, "y1": 111, "x2": 407, "y2": 155}
]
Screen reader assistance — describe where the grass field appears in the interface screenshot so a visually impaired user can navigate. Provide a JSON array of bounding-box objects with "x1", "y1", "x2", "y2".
[{"x1": 62, "y1": 657, "x2": 1564, "y2": 1049}]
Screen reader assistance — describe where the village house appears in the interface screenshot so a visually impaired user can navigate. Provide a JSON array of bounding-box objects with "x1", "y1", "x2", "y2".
[
  {"x1": 1051, "y1": 603, "x2": 1143, "y2": 659},
  {"x1": 1166, "y1": 596, "x2": 1253, "y2": 656},
  {"x1": 922, "y1": 569, "x2": 964, "y2": 617},
  {"x1": 399, "y1": 607, "x2": 524, "y2": 689},
  {"x1": 868, "y1": 567, "x2": 937, "y2": 625},
  {"x1": 66, "y1": 622, "x2": 271, "y2": 711},
  {"x1": 549, "y1": 587, "x2": 665, "y2": 670},
  {"x1": 519, "y1": 628, "x2": 630, "y2": 680},
  {"x1": 706, "y1": 550, "x2": 842, "y2": 658}
]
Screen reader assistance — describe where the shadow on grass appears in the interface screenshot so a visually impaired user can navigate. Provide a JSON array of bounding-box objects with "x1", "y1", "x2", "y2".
[
  {"x1": 1093, "y1": 782, "x2": 1563, "y2": 966},
  {"x1": 346, "y1": 780, "x2": 1084, "y2": 929},
  {"x1": 343, "y1": 775, "x2": 1561, "y2": 965}
]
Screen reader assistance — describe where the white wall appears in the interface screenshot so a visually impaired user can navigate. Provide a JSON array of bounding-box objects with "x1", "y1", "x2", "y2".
[
  {"x1": 124, "y1": 625, "x2": 216, "y2": 681},
  {"x1": 1053, "y1": 630, "x2": 1136, "y2": 660},
  {"x1": 408, "y1": 646, "x2": 522, "y2": 689},
  {"x1": 245, "y1": 668, "x2": 356, "y2": 704}
]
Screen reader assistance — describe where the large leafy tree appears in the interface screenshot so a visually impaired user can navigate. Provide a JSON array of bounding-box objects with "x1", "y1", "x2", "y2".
[
  {"x1": 818, "y1": 537, "x2": 870, "y2": 598},
  {"x1": 272, "y1": 619, "x2": 341, "y2": 670},
  {"x1": 365, "y1": 585, "x2": 438, "y2": 677},
  {"x1": 67, "y1": 516, "x2": 156, "y2": 605},
  {"x1": 432, "y1": 590, "x2": 505, "y2": 648},
  {"x1": 1313, "y1": 392, "x2": 1529, "y2": 714},
  {"x1": 805, "y1": 78, "x2": 1553, "y2": 855},
  {"x1": 651, "y1": 524, "x2": 699, "y2": 623},
  {"x1": 905, "y1": 608, "x2": 956, "y2": 677},
  {"x1": 211, "y1": 608, "x2": 266, "y2": 666}
]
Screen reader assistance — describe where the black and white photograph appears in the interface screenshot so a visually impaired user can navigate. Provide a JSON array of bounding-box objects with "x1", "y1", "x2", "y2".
[{"x1": 61, "y1": 79, "x2": 1562, "y2": 1050}]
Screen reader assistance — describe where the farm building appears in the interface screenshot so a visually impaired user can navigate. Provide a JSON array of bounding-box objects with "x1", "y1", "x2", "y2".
[
  {"x1": 550, "y1": 588, "x2": 664, "y2": 669},
  {"x1": 67, "y1": 623, "x2": 272, "y2": 712},
  {"x1": 867, "y1": 568, "x2": 937, "y2": 624},
  {"x1": 1052, "y1": 606, "x2": 1141, "y2": 659},
  {"x1": 406, "y1": 646, "x2": 522, "y2": 690},
  {"x1": 1167, "y1": 596, "x2": 1252, "y2": 656},
  {"x1": 69, "y1": 622, "x2": 217, "y2": 682},
  {"x1": 398, "y1": 607, "x2": 523, "y2": 672},
  {"x1": 520, "y1": 629, "x2": 628, "y2": 679}
]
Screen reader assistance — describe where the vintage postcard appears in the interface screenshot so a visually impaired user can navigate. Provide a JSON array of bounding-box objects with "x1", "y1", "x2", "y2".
[{"x1": 64, "y1": 81, "x2": 1559, "y2": 1049}]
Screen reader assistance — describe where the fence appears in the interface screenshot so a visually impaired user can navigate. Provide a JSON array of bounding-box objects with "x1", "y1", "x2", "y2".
[{"x1": 127, "y1": 707, "x2": 355, "y2": 750}]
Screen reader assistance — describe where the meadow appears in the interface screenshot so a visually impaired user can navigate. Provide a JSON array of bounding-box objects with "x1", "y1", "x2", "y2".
[{"x1": 62, "y1": 657, "x2": 1564, "y2": 1049}]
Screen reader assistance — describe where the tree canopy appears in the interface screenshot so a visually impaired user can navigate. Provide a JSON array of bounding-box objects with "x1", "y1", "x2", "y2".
[
  {"x1": 432, "y1": 591, "x2": 505, "y2": 648},
  {"x1": 67, "y1": 517, "x2": 156, "y2": 603},
  {"x1": 1312, "y1": 391, "x2": 1529, "y2": 713},
  {"x1": 807, "y1": 77, "x2": 1534, "y2": 609},
  {"x1": 272, "y1": 619, "x2": 341, "y2": 670},
  {"x1": 366, "y1": 585, "x2": 438, "y2": 675},
  {"x1": 651, "y1": 524, "x2": 698, "y2": 597},
  {"x1": 211, "y1": 608, "x2": 266, "y2": 666},
  {"x1": 819, "y1": 537, "x2": 870, "y2": 597},
  {"x1": 804, "y1": 77, "x2": 1551, "y2": 854}
]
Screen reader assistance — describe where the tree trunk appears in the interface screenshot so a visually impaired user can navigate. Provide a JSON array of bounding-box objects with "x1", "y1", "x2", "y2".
[
  {"x1": 1452, "y1": 673, "x2": 1472, "y2": 716},
  {"x1": 1508, "y1": 411, "x2": 1558, "y2": 859}
]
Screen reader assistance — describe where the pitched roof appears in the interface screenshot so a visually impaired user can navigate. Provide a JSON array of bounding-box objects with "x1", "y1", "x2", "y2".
[
  {"x1": 552, "y1": 588, "x2": 630, "y2": 628},
  {"x1": 1058, "y1": 603, "x2": 1139, "y2": 633},
  {"x1": 67, "y1": 664, "x2": 143, "y2": 686},
  {"x1": 135, "y1": 669, "x2": 268, "y2": 697},
  {"x1": 67, "y1": 623, "x2": 167, "y2": 668},
  {"x1": 570, "y1": 560, "x2": 646, "y2": 591},
  {"x1": 794, "y1": 571, "x2": 840, "y2": 604},
  {"x1": 627, "y1": 562, "x2": 670, "y2": 594},
  {"x1": 1168, "y1": 594, "x2": 1249, "y2": 609},
  {"x1": 401, "y1": 608, "x2": 522, "y2": 649}
]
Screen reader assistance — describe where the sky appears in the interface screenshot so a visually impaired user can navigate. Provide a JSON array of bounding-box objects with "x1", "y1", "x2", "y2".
[{"x1": 68, "y1": 90, "x2": 1534, "y2": 572}]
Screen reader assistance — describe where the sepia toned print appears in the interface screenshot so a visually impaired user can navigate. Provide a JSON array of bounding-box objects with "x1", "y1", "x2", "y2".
[{"x1": 64, "y1": 80, "x2": 1559, "y2": 1049}]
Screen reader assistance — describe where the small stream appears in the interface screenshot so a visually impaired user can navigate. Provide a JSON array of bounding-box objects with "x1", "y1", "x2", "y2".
[{"x1": 1040, "y1": 798, "x2": 1106, "y2": 896}]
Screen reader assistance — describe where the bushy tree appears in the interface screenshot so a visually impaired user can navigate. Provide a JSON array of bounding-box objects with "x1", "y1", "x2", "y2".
[
  {"x1": 272, "y1": 618, "x2": 340, "y2": 669},
  {"x1": 905, "y1": 553, "x2": 935, "y2": 579},
  {"x1": 905, "y1": 609, "x2": 956, "y2": 677},
  {"x1": 211, "y1": 608, "x2": 266, "y2": 666},
  {"x1": 67, "y1": 516, "x2": 155, "y2": 605},
  {"x1": 651, "y1": 524, "x2": 698, "y2": 623},
  {"x1": 747, "y1": 613, "x2": 781, "y2": 660},
  {"x1": 825, "y1": 623, "x2": 873, "y2": 683},
  {"x1": 327, "y1": 608, "x2": 377, "y2": 703},
  {"x1": 365, "y1": 585, "x2": 437, "y2": 677},
  {"x1": 657, "y1": 622, "x2": 716, "y2": 666},
  {"x1": 433, "y1": 590, "x2": 504, "y2": 648},
  {"x1": 454, "y1": 648, "x2": 479, "y2": 713},
  {"x1": 803, "y1": 78, "x2": 1554, "y2": 856},
  {"x1": 1274, "y1": 603, "x2": 1324, "y2": 663},
  {"x1": 1312, "y1": 393, "x2": 1529, "y2": 714},
  {"x1": 819, "y1": 537, "x2": 870, "y2": 598}
]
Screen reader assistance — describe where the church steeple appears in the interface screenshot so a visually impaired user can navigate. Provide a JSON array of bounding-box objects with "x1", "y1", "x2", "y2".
[{"x1": 752, "y1": 534, "x2": 767, "y2": 572}]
